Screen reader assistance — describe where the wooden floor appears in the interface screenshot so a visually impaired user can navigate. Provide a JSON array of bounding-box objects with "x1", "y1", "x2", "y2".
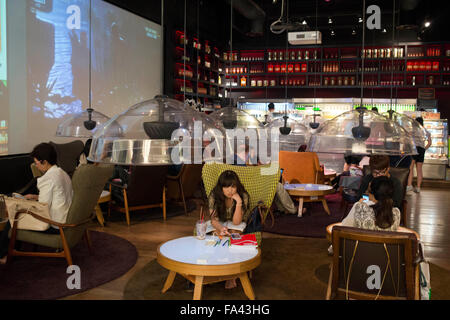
[{"x1": 63, "y1": 187, "x2": 450, "y2": 300}]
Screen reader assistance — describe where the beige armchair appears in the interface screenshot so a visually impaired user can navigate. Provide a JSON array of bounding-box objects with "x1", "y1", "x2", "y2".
[{"x1": 7, "y1": 164, "x2": 113, "y2": 265}]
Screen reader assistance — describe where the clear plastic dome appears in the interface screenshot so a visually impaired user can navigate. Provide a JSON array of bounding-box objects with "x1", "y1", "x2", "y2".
[
  {"x1": 209, "y1": 107, "x2": 263, "y2": 129},
  {"x1": 56, "y1": 109, "x2": 111, "y2": 138},
  {"x1": 382, "y1": 110, "x2": 429, "y2": 149},
  {"x1": 308, "y1": 108, "x2": 417, "y2": 155},
  {"x1": 88, "y1": 96, "x2": 224, "y2": 165},
  {"x1": 267, "y1": 116, "x2": 311, "y2": 152}
]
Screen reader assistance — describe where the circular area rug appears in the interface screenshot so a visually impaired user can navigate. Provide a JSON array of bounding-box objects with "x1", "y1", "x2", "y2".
[
  {"x1": 123, "y1": 238, "x2": 450, "y2": 300},
  {"x1": 263, "y1": 193, "x2": 344, "y2": 238},
  {"x1": 0, "y1": 231, "x2": 138, "y2": 300}
]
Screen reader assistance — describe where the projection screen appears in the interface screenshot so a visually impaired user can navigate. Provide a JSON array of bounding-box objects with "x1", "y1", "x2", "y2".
[{"x1": 0, "y1": 0, "x2": 162, "y2": 155}]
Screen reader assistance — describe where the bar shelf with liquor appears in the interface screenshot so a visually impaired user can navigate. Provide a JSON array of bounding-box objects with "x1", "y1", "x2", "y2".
[
  {"x1": 172, "y1": 30, "x2": 225, "y2": 103},
  {"x1": 221, "y1": 42, "x2": 450, "y2": 93}
]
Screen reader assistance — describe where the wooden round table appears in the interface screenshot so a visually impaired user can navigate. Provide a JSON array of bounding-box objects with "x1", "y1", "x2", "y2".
[
  {"x1": 157, "y1": 236, "x2": 261, "y2": 300},
  {"x1": 326, "y1": 222, "x2": 420, "y2": 242},
  {"x1": 284, "y1": 183, "x2": 335, "y2": 217}
]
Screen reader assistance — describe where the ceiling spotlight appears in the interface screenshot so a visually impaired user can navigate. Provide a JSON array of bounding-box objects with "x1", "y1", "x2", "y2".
[
  {"x1": 424, "y1": 21, "x2": 431, "y2": 28},
  {"x1": 330, "y1": 30, "x2": 335, "y2": 36},
  {"x1": 358, "y1": 17, "x2": 363, "y2": 23},
  {"x1": 273, "y1": 0, "x2": 277, "y2": 3},
  {"x1": 382, "y1": 28, "x2": 387, "y2": 33},
  {"x1": 302, "y1": 19, "x2": 307, "y2": 25},
  {"x1": 328, "y1": 17, "x2": 333, "y2": 24},
  {"x1": 352, "y1": 29, "x2": 356, "y2": 35}
]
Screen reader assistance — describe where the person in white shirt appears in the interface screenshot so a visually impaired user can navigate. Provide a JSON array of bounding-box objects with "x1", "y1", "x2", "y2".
[{"x1": 0, "y1": 143, "x2": 73, "y2": 263}]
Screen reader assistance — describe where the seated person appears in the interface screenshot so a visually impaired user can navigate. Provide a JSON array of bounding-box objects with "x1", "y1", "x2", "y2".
[
  {"x1": 328, "y1": 176, "x2": 401, "y2": 255},
  {"x1": 207, "y1": 170, "x2": 250, "y2": 236},
  {"x1": 332, "y1": 155, "x2": 363, "y2": 189},
  {"x1": 0, "y1": 143, "x2": 73, "y2": 263},
  {"x1": 356, "y1": 155, "x2": 403, "y2": 210},
  {"x1": 341, "y1": 176, "x2": 400, "y2": 231},
  {"x1": 207, "y1": 170, "x2": 250, "y2": 289}
]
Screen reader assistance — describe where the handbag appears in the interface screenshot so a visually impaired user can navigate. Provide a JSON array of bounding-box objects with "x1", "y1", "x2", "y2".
[
  {"x1": 418, "y1": 242, "x2": 431, "y2": 300},
  {"x1": 3, "y1": 195, "x2": 51, "y2": 231},
  {"x1": 243, "y1": 201, "x2": 273, "y2": 234}
]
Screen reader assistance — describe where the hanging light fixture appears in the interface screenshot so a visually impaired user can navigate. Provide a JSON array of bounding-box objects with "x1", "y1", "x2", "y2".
[
  {"x1": 56, "y1": 0, "x2": 111, "y2": 138},
  {"x1": 267, "y1": 116, "x2": 310, "y2": 151},
  {"x1": 308, "y1": 0, "x2": 417, "y2": 156}
]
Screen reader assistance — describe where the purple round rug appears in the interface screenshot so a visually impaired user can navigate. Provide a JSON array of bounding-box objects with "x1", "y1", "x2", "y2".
[
  {"x1": 0, "y1": 231, "x2": 138, "y2": 300},
  {"x1": 263, "y1": 193, "x2": 345, "y2": 238}
]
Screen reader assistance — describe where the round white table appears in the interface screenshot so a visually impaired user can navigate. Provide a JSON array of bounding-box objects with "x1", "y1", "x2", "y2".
[
  {"x1": 284, "y1": 183, "x2": 335, "y2": 217},
  {"x1": 157, "y1": 236, "x2": 261, "y2": 300}
]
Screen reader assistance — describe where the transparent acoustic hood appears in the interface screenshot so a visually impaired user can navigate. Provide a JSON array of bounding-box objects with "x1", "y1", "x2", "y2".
[
  {"x1": 382, "y1": 110, "x2": 429, "y2": 148},
  {"x1": 308, "y1": 108, "x2": 417, "y2": 155},
  {"x1": 209, "y1": 107, "x2": 263, "y2": 130},
  {"x1": 56, "y1": 108, "x2": 111, "y2": 138},
  {"x1": 267, "y1": 116, "x2": 311, "y2": 152},
  {"x1": 88, "y1": 96, "x2": 223, "y2": 165}
]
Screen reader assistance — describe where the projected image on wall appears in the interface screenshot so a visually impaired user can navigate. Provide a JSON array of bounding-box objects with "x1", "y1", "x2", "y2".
[
  {"x1": 5, "y1": 0, "x2": 162, "y2": 155},
  {"x1": 0, "y1": 0, "x2": 7, "y2": 155}
]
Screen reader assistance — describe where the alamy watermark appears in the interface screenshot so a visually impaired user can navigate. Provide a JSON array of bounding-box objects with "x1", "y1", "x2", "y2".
[{"x1": 169, "y1": 122, "x2": 282, "y2": 175}]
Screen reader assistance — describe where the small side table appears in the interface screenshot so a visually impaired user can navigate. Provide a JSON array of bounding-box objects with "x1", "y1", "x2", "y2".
[
  {"x1": 284, "y1": 183, "x2": 335, "y2": 217},
  {"x1": 95, "y1": 190, "x2": 111, "y2": 227}
]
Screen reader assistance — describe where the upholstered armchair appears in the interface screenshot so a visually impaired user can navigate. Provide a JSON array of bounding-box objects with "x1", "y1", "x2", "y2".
[
  {"x1": 109, "y1": 165, "x2": 168, "y2": 226},
  {"x1": 279, "y1": 151, "x2": 323, "y2": 184},
  {"x1": 327, "y1": 225, "x2": 420, "y2": 300},
  {"x1": 7, "y1": 164, "x2": 114, "y2": 265}
]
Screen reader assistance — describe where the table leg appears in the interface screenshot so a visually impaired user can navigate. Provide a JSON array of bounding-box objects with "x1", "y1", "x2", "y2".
[
  {"x1": 193, "y1": 275, "x2": 204, "y2": 300},
  {"x1": 161, "y1": 271, "x2": 177, "y2": 293},
  {"x1": 297, "y1": 197, "x2": 304, "y2": 217},
  {"x1": 95, "y1": 204, "x2": 105, "y2": 227},
  {"x1": 321, "y1": 198, "x2": 331, "y2": 215},
  {"x1": 239, "y1": 272, "x2": 255, "y2": 300}
]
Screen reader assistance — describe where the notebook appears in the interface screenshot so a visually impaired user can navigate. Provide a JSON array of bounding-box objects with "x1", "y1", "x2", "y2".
[{"x1": 230, "y1": 233, "x2": 258, "y2": 251}]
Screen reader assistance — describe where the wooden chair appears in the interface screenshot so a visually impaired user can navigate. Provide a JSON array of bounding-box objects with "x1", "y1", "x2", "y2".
[
  {"x1": 326, "y1": 225, "x2": 420, "y2": 300},
  {"x1": 166, "y1": 164, "x2": 203, "y2": 215},
  {"x1": 279, "y1": 151, "x2": 323, "y2": 184},
  {"x1": 109, "y1": 165, "x2": 168, "y2": 226},
  {"x1": 7, "y1": 164, "x2": 113, "y2": 266}
]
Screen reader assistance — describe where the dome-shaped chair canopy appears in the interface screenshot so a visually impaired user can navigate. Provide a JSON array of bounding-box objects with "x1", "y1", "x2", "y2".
[{"x1": 308, "y1": 108, "x2": 417, "y2": 156}]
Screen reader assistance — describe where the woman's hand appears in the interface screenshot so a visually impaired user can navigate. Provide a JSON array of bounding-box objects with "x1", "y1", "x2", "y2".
[
  {"x1": 219, "y1": 226, "x2": 230, "y2": 236},
  {"x1": 231, "y1": 193, "x2": 242, "y2": 205}
]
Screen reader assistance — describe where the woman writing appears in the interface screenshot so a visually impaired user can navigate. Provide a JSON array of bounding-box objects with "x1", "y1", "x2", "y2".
[
  {"x1": 0, "y1": 143, "x2": 73, "y2": 264},
  {"x1": 207, "y1": 170, "x2": 250, "y2": 289}
]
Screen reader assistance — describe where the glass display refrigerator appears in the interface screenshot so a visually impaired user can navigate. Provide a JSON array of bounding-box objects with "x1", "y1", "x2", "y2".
[
  {"x1": 237, "y1": 99, "x2": 294, "y2": 123},
  {"x1": 423, "y1": 118, "x2": 448, "y2": 179}
]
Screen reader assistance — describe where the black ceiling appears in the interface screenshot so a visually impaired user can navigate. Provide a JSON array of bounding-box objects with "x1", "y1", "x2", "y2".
[{"x1": 105, "y1": 0, "x2": 450, "y2": 48}]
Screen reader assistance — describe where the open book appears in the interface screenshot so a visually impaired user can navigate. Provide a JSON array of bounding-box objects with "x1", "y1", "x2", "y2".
[{"x1": 205, "y1": 220, "x2": 247, "y2": 234}]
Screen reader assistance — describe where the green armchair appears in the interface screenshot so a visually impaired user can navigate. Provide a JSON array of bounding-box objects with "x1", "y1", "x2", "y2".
[{"x1": 7, "y1": 164, "x2": 113, "y2": 265}]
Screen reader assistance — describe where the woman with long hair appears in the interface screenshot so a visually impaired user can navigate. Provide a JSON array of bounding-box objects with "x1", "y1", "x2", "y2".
[
  {"x1": 341, "y1": 176, "x2": 400, "y2": 231},
  {"x1": 208, "y1": 170, "x2": 250, "y2": 236},
  {"x1": 207, "y1": 170, "x2": 250, "y2": 289}
]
